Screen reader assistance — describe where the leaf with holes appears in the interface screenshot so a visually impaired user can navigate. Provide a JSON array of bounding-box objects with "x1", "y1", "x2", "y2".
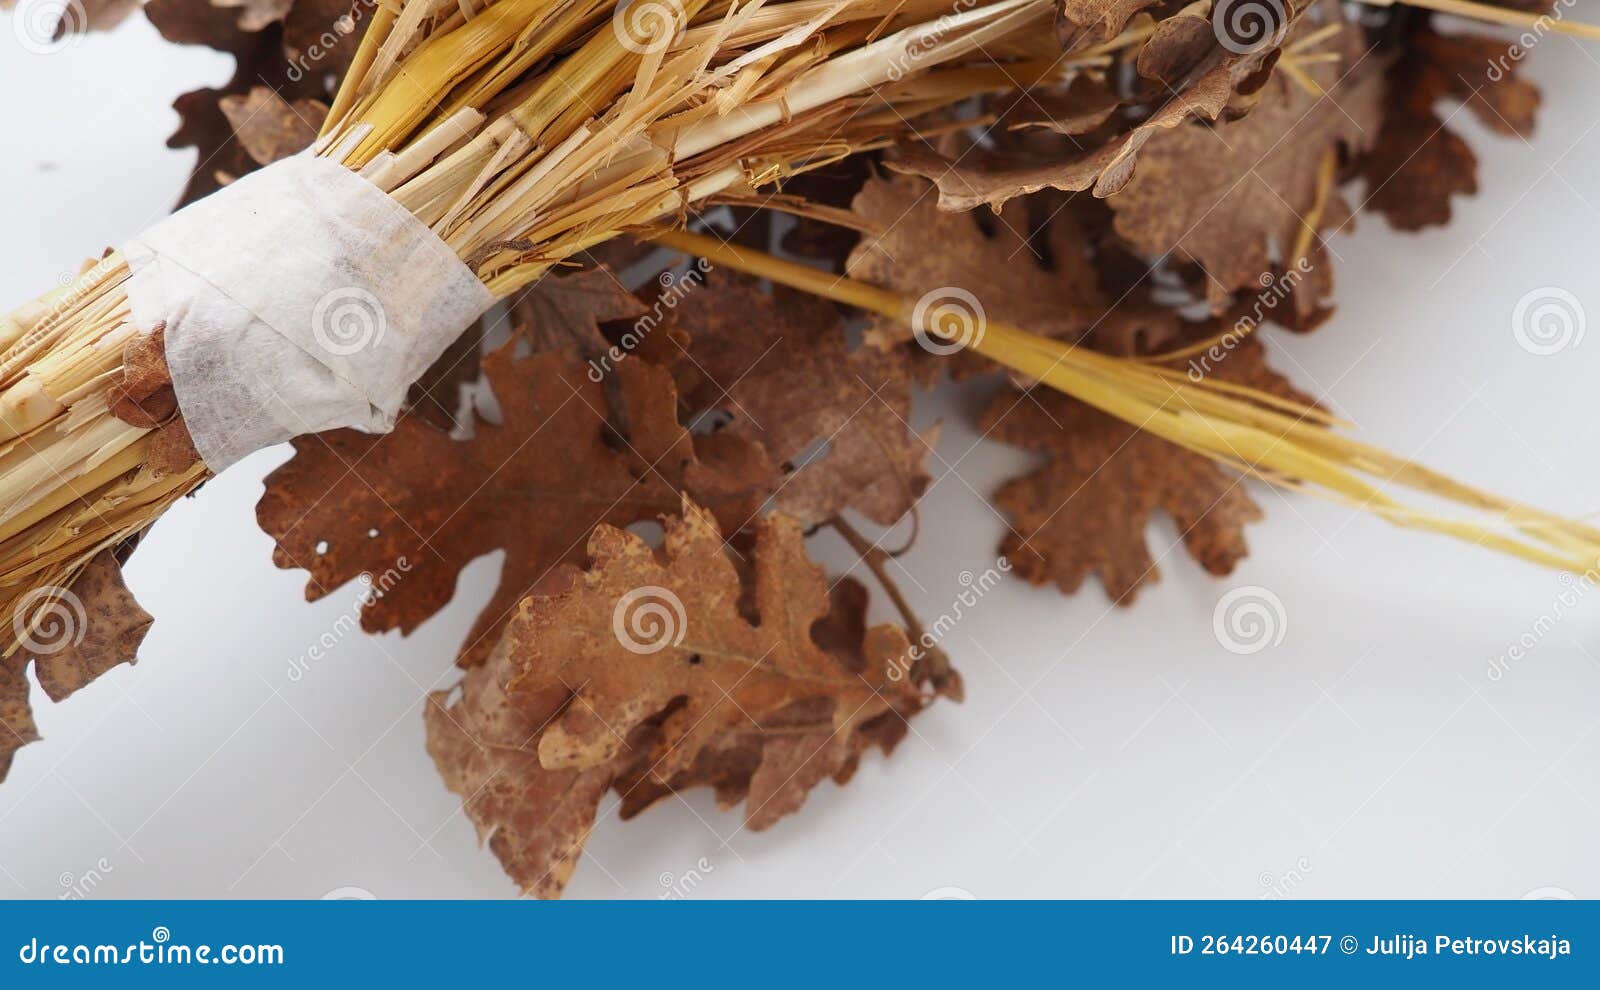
[
  {"x1": 426, "y1": 500, "x2": 948, "y2": 897},
  {"x1": 257, "y1": 347, "x2": 775, "y2": 669}
]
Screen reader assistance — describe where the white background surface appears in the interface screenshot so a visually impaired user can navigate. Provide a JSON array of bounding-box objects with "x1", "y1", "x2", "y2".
[{"x1": 1, "y1": 9, "x2": 1598, "y2": 900}]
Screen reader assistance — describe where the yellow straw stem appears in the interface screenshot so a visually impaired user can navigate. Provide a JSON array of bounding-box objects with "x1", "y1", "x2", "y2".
[
  {"x1": 1374, "y1": 0, "x2": 1600, "y2": 41},
  {"x1": 650, "y1": 228, "x2": 1600, "y2": 574}
]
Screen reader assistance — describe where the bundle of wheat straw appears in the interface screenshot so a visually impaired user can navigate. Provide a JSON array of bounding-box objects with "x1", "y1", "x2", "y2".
[
  {"x1": 2, "y1": 0, "x2": 1599, "y2": 662},
  {"x1": 0, "y1": 0, "x2": 1073, "y2": 653}
]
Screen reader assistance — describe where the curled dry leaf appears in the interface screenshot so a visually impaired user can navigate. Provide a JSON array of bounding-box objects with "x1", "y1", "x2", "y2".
[
  {"x1": 1055, "y1": 0, "x2": 1161, "y2": 48},
  {"x1": 426, "y1": 500, "x2": 944, "y2": 897},
  {"x1": 257, "y1": 347, "x2": 772, "y2": 670},
  {"x1": 1, "y1": 551, "x2": 153, "y2": 781},
  {"x1": 889, "y1": 38, "x2": 1286, "y2": 211},
  {"x1": 106, "y1": 323, "x2": 203, "y2": 476},
  {"x1": 981, "y1": 323, "x2": 1316, "y2": 602},
  {"x1": 1136, "y1": 9, "x2": 1217, "y2": 87}
]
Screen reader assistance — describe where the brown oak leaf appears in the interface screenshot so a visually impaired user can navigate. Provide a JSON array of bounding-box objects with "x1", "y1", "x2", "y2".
[
  {"x1": 981, "y1": 324, "x2": 1315, "y2": 602},
  {"x1": 1055, "y1": 0, "x2": 1161, "y2": 48},
  {"x1": 1109, "y1": 20, "x2": 1384, "y2": 315},
  {"x1": 667, "y1": 273, "x2": 937, "y2": 527},
  {"x1": 146, "y1": 0, "x2": 356, "y2": 204},
  {"x1": 1135, "y1": 10, "x2": 1217, "y2": 87},
  {"x1": 847, "y1": 173, "x2": 1185, "y2": 373},
  {"x1": 424, "y1": 606, "x2": 627, "y2": 900},
  {"x1": 508, "y1": 265, "x2": 648, "y2": 359},
  {"x1": 1, "y1": 551, "x2": 153, "y2": 782},
  {"x1": 888, "y1": 40, "x2": 1287, "y2": 211},
  {"x1": 218, "y1": 86, "x2": 327, "y2": 167},
  {"x1": 1360, "y1": 18, "x2": 1543, "y2": 230},
  {"x1": 426, "y1": 501, "x2": 939, "y2": 897},
  {"x1": 258, "y1": 347, "x2": 773, "y2": 669}
]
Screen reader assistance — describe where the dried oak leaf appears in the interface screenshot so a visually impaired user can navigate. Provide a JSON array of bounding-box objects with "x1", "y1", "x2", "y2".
[
  {"x1": 1003, "y1": 75, "x2": 1121, "y2": 138},
  {"x1": 775, "y1": 154, "x2": 878, "y2": 268},
  {"x1": 1055, "y1": 0, "x2": 1161, "y2": 48},
  {"x1": 281, "y1": 0, "x2": 366, "y2": 82},
  {"x1": 981, "y1": 324, "x2": 1315, "y2": 602},
  {"x1": 425, "y1": 602, "x2": 625, "y2": 900},
  {"x1": 258, "y1": 347, "x2": 771, "y2": 669},
  {"x1": 1108, "y1": 25, "x2": 1385, "y2": 315},
  {"x1": 1359, "y1": 18, "x2": 1542, "y2": 230},
  {"x1": 507, "y1": 265, "x2": 647, "y2": 359},
  {"x1": 888, "y1": 39, "x2": 1287, "y2": 211},
  {"x1": 1136, "y1": 9, "x2": 1217, "y2": 87},
  {"x1": 105, "y1": 324, "x2": 203, "y2": 476},
  {"x1": 668, "y1": 273, "x2": 937, "y2": 527},
  {"x1": 427, "y1": 501, "x2": 936, "y2": 897},
  {"x1": 218, "y1": 86, "x2": 328, "y2": 167},
  {"x1": 846, "y1": 173, "x2": 1183, "y2": 374},
  {"x1": 410, "y1": 263, "x2": 645, "y2": 433},
  {"x1": 147, "y1": 0, "x2": 353, "y2": 204},
  {"x1": 1, "y1": 551, "x2": 153, "y2": 782}
]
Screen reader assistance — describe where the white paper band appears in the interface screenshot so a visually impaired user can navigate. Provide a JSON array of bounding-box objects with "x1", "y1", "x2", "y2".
[{"x1": 122, "y1": 153, "x2": 494, "y2": 471}]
